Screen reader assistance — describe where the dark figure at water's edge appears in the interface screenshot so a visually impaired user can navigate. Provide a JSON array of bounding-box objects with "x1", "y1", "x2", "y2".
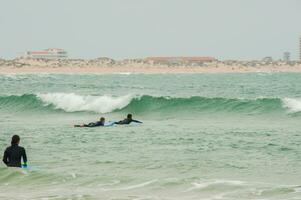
[
  {"x1": 74, "y1": 117, "x2": 105, "y2": 127},
  {"x1": 3, "y1": 135, "x2": 27, "y2": 168},
  {"x1": 115, "y1": 114, "x2": 142, "y2": 125}
]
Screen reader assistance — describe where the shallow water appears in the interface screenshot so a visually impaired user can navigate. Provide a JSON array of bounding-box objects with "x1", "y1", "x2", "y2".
[{"x1": 0, "y1": 73, "x2": 300, "y2": 200}]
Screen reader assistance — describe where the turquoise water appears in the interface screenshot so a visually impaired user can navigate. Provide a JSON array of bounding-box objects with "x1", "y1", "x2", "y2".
[{"x1": 0, "y1": 73, "x2": 300, "y2": 200}]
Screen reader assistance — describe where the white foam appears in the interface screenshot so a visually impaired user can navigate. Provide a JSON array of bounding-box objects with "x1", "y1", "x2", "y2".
[
  {"x1": 294, "y1": 186, "x2": 301, "y2": 193},
  {"x1": 282, "y1": 98, "x2": 301, "y2": 113},
  {"x1": 103, "y1": 179, "x2": 158, "y2": 191},
  {"x1": 185, "y1": 179, "x2": 245, "y2": 192},
  {"x1": 37, "y1": 93, "x2": 133, "y2": 113}
]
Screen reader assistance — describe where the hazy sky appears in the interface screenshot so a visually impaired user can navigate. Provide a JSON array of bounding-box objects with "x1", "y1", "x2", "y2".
[{"x1": 1, "y1": 0, "x2": 301, "y2": 60}]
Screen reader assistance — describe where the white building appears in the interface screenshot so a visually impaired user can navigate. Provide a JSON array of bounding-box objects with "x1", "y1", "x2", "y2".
[{"x1": 23, "y1": 48, "x2": 68, "y2": 59}]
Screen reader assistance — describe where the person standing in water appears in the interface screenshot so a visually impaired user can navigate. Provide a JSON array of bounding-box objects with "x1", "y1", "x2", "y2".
[
  {"x1": 3, "y1": 135, "x2": 27, "y2": 168},
  {"x1": 74, "y1": 117, "x2": 106, "y2": 127},
  {"x1": 115, "y1": 114, "x2": 142, "y2": 125}
]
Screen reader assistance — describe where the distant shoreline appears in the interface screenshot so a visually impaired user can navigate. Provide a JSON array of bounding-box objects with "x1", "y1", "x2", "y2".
[
  {"x1": 1, "y1": 58, "x2": 301, "y2": 74},
  {"x1": 1, "y1": 66, "x2": 301, "y2": 74}
]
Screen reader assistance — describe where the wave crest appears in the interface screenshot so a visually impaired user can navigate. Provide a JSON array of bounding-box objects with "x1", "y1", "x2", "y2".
[{"x1": 37, "y1": 93, "x2": 133, "y2": 113}]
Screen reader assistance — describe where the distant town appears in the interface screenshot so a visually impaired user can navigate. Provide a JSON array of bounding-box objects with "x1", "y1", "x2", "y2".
[{"x1": 0, "y1": 36, "x2": 300, "y2": 72}]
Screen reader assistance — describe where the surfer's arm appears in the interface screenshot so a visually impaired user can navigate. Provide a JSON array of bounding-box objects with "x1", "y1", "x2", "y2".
[
  {"x1": 132, "y1": 119, "x2": 142, "y2": 123},
  {"x1": 22, "y1": 148, "x2": 27, "y2": 166},
  {"x1": 2, "y1": 149, "x2": 9, "y2": 166}
]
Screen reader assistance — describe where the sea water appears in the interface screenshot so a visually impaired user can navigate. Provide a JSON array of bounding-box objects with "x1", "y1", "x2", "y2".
[{"x1": 0, "y1": 73, "x2": 300, "y2": 200}]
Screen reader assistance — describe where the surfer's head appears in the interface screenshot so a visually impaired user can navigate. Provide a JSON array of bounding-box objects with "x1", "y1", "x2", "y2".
[
  {"x1": 127, "y1": 114, "x2": 132, "y2": 119},
  {"x1": 100, "y1": 117, "x2": 105, "y2": 123},
  {"x1": 11, "y1": 135, "x2": 20, "y2": 145}
]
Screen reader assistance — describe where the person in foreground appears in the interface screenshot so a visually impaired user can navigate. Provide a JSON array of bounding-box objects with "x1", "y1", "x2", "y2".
[
  {"x1": 74, "y1": 117, "x2": 105, "y2": 127},
  {"x1": 3, "y1": 135, "x2": 27, "y2": 168},
  {"x1": 115, "y1": 114, "x2": 142, "y2": 125}
]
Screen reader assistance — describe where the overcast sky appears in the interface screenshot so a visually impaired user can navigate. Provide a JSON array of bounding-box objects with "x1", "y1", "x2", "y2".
[{"x1": 0, "y1": 0, "x2": 301, "y2": 60}]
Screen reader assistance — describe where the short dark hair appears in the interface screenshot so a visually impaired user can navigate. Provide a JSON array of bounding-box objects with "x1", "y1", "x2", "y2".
[
  {"x1": 100, "y1": 117, "x2": 105, "y2": 121},
  {"x1": 127, "y1": 114, "x2": 132, "y2": 118},
  {"x1": 11, "y1": 135, "x2": 20, "y2": 145}
]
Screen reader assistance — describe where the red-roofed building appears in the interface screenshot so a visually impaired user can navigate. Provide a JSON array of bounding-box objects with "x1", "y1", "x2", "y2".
[{"x1": 146, "y1": 56, "x2": 216, "y2": 65}]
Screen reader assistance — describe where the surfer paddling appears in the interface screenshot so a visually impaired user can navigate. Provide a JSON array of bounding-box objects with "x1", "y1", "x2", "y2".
[
  {"x1": 74, "y1": 114, "x2": 142, "y2": 127},
  {"x1": 74, "y1": 117, "x2": 106, "y2": 128},
  {"x1": 114, "y1": 114, "x2": 142, "y2": 125}
]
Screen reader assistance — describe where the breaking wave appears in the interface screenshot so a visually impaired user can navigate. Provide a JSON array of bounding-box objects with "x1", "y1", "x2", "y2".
[
  {"x1": 0, "y1": 93, "x2": 301, "y2": 115},
  {"x1": 37, "y1": 93, "x2": 132, "y2": 113}
]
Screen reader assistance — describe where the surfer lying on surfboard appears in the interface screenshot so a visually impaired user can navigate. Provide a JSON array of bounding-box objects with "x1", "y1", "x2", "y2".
[
  {"x1": 74, "y1": 117, "x2": 105, "y2": 127},
  {"x1": 114, "y1": 114, "x2": 142, "y2": 125},
  {"x1": 74, "y1": 114, "x2": 142, "y2": 127}
]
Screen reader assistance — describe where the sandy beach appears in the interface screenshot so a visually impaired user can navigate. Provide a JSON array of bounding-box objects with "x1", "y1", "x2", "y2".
[
  {"x1": 1, "y1": 58, "x2": 301, "y2": 74},
  {"x1": 1, "y1": 66, "x2": 301, "y2": 74}
]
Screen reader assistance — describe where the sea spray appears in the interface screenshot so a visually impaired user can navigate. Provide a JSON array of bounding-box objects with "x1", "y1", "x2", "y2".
[
  {"x1": 282, "y1": 98, "x2": 301, "y2": 113},
  {"x1": 37, "y1": 93, "x2": 133, "y2": 113}
]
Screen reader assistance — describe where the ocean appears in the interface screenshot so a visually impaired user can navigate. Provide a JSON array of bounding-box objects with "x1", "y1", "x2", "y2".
[{"x1": 0, "y1": 73, "x2": 300, "y2": 200}]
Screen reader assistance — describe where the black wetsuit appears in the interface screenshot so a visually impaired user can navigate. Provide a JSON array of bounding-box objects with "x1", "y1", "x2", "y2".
[
  {"x1": 115, "y1": 118, "x2": 142, "y2": 125},
  {"x1": 3, "y1": 144, "x2": 27, "y2": 168},
  {"x1": 84, "y1": 121, "x2": 104, "y2": 127}
]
